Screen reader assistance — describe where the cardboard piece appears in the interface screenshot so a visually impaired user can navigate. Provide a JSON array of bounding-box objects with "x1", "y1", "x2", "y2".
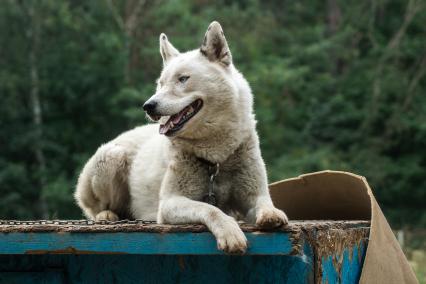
[{"x1": 269, "y1": 170, "x2": 418, "y2": 284}]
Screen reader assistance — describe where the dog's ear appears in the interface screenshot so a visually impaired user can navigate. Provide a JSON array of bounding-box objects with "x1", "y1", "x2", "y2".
[
  {"x1": 159, "y1": 33, "x2": 180, "y2": 65},
  {"x1": 200, "y1": 21, "x2": 232, "y2": 66}
]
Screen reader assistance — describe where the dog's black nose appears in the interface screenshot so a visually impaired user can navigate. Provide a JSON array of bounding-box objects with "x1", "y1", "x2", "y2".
[{"x1": 143, "y1": 101, "x2": 157, "y2": 112}]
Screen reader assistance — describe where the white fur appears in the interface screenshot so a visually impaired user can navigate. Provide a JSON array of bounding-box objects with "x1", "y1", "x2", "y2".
[{"x1": 75, "y1": 21, "x2": 288, "y2": 254}]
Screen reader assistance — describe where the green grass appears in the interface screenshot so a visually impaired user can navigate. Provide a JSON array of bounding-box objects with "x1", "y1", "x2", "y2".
[
  {"x1": 400, "y1": 230, "x2": 426, "y2": 283},
  {"x1": 407, "y1": 248, "x2": 425, "y2": 283}
]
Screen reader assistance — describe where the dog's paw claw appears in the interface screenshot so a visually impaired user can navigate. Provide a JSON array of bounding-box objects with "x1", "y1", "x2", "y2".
[
  {"x1": 217, "y1": 234, "x2": 247, "y2": 254},
  {"x1": 215, "y1": 218, "x2": 248, "y2": 254},
  {"x1": 256, "y1": 207, "x2": 288, "y2": 229}
]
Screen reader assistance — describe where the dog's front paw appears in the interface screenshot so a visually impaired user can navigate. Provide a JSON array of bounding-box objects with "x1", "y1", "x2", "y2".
[
  {"x1": 215, "y1": 217, "x2": 248, "y2": 254},
  {"x1": 256, "y1": 207, "x2": 288, "y2": 229},
  {"x1": 95, "y1": 210, "x2": 119, "y2": 221}
]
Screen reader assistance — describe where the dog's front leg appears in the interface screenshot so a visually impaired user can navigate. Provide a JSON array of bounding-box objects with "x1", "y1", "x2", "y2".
[
  {"x1": 158, "y1": 196, "x2": 247, "y2": 254},
  {"x1": 237, "y1": 135, "x2": 289, "y2": 229},
  {"x1": 251, "y1": 194, "x2": 289, "y2": 229},
  {"x1": 241, "y1": 176, "x2": 288, "y2": 228},
  {"x1": 247, "y1": 174, "x2": 289, "y2": 229}
]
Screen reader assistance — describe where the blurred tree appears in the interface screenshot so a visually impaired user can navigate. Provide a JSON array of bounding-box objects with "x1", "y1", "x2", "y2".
[
  {"x1": 0, "y1": 0, "x2": 424, "y2": 227},
  {"x1": 26, "y1": 1, "x2": 49, "y2": 218}
]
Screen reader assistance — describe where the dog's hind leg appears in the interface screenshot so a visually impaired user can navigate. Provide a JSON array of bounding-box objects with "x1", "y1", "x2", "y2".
[{"x1": 75, "y1": 143, "x2": 131, "y2": 221}]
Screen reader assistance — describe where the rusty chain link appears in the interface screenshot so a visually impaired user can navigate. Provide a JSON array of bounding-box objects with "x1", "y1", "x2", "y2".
[{"x1": 0, "y1": 219, "x2": 157, "y2": 226}]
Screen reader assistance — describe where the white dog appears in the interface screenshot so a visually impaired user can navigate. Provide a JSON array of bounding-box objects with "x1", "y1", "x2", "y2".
[{"x1": 75, "y1": 21, "x2": 288, "y2": 253}]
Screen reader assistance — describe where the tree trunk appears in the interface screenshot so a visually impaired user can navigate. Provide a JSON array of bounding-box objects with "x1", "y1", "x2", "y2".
[
  {"x1": 27, "y1": 3, "x2": 49, "y2": 219},
  {"x1": 361, "y1": 0, "x2": 422, "y2": 132},
  {"x1": 327, "y1": 0, "x2": 341, "y2": 35},
  {"x1": 326, "y1": 0, "x2": 343, "y2": 75},
  {"x1": 106, "y1": 0, "x2": 145, "y2": 86}
]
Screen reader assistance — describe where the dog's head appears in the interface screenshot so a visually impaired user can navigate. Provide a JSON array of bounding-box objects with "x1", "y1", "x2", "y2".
[{"x1": 143, "y1": 21, "x2": 252, "y2": 139}]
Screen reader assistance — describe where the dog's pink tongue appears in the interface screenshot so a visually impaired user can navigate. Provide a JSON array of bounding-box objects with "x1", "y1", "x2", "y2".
[{"x1": 159, "y1": 107, "x2": 189, "y2": 135}]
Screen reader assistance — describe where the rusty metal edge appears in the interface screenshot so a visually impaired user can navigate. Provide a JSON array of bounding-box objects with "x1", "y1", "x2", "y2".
[{"x1": 0, "y1": 220, "x2": 369, "y2": 233}]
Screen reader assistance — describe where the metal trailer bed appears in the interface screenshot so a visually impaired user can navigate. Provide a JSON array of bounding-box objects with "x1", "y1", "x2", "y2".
[{"x1": 0, "y1": 219, "x2": 369, "y2": 283}]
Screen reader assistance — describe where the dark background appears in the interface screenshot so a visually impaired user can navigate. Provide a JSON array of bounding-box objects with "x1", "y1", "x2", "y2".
[{"x1": 0, "y1": 1, "x2": 425, "y2": 229}]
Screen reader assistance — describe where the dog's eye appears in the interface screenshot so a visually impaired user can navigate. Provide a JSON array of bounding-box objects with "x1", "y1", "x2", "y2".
[{"x1": 178, "y1": 76, "x2": 190, "y2": 84}]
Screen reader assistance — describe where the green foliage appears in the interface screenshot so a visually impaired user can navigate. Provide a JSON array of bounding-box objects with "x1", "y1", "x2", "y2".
[{"x1": 0, "y1": 0, "x2": 424, "y2": 227}]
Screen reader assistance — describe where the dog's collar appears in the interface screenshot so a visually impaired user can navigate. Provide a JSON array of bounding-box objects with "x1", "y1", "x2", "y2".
[{"x1": 196, "y1": 157, "x2": 219, "y2": 206}]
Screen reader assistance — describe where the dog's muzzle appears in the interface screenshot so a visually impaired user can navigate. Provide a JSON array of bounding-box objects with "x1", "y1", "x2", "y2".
[{"x1": 143, "y1": 100, "x2": 157, "y2": 113}]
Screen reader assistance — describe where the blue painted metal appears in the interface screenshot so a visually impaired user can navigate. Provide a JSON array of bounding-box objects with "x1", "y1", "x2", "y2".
[
  {"x1": 0, "y1": 225, "x2": 369, "y2": 283},
  {"x1": 0, "y1": 272, "x2": 64, "y2": 284},
  {"x1": 0, "y1": 253, "x2": 314, "y2": 284},
  {"x1": 321, "y1": 243, "x2": 367, "y2": 284},
  {"x1": 0, "y1": 232, "x2": 294, "y2": 255}
]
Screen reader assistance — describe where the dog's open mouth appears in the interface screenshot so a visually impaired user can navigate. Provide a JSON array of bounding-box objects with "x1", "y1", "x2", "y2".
[{"x1": 158, "y1": 99, "x2": 203, "y2": 136}]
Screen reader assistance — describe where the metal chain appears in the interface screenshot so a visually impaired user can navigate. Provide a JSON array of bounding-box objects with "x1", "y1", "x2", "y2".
[
  {"x1": 203, "y1": 163, "x2": 220, "y2": 206},
  {"x1": 0, "y1": 219, "x2": 157, "y2": 226}
]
